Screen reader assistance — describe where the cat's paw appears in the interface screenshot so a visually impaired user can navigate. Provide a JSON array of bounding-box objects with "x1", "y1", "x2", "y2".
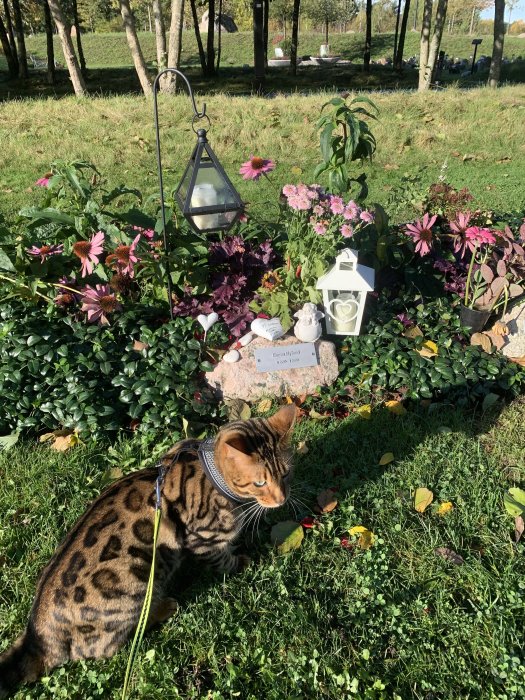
[{"x1": 235, "y1": 554, "x2": 251, "y2": 572}]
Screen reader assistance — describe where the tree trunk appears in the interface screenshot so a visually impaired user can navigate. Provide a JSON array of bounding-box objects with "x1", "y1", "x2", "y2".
[
  {"x1": 393, "y1": 0, "x2": 402, "y2": 63},
  {"x1": 72, "y1": 0, "x2": 86, "y2": 74},
  {"x1": 394, "y1": 0, "x2": 411, "y2": 70},
  {"x1": 0, "y1": 13, "x2": 18, "y2": 77},
  {"x1": 216, "y1": 0, "x2": 223, "y2": 71},
  {"x1": 166, "y1": 0, "x2": 184, "y2": 91},
  {"x1": 11, "y1": 0, "x2": 28, "y2": 78},
  {"x1": 153, "y1": 0, "x2": 167, "y2": 73},
  {"x1": 423, "y1": 0, "x2": 448, "y2": 89},
  {"x1": 412, "y1": 0, "x2": 418, "y2": 30},
  {"x1": 290, "y1": 0, "x2": 300, "y2": 76},
  {"x1": 119, "y1": 0, "x2": 152, "y2": 96},
  {"x1": 206, "y1": 0, "x2": 216, "y2": 75},
  {"x1": 263, "y1": 0, "x2": 269, "y2": 63},
  {"x1": 2, "y1": 0, "x2": 19, "y2": 75},
  {"x1": 363, "y1": 0, "x2": 372, "y2": 73},
  {"x1": 47, "y1": 0, "x2": 87, "y2": 95},
  {"x1": 43, "y1": 0, "x2": 56, "y2": 84},
  {"x1": 469, "y1": 5, "x2": 476, "y2": 35},
  {"x1": 189, "y1": 0, "x2": 206, "y2": 75},
  {"x1": 253, "y1": 0, "x2": 264, "y2": 90},
  {"x1": 488, "y1": 0, "x2": 505, "y2": 88},
  {"x1": 418, "y1": 0, "x2": 432, "y2": 90}
]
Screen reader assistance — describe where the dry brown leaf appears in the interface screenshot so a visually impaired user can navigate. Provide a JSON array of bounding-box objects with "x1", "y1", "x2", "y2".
[
  {"x1": 509, "y1": 356, "x2": 525, "y2": 367},
  {"x1": 435, "y1": 547, "x2": 464, "y2": 565},
  {"x1": 296, "y1": 441, "x2": 309, "y2": 455},
  {"x1": 471, "y1": 332, "x2": 493, "y2": 354},
  {"x1": 515, "y1": 515, "x2": 524, "y2": 543},
  {"x1": 51, "y1": 433, "x2": 80, "y2": 452},
  {"x1": 484, "y1": 331, "x2": 505, "y2": 350},
  {"x1": 416, "y1": 341, "x2": 438, "y2": 358},
  {"x1": 490, "y1": 321, "x2": 508, "y2": 336},
  {"x1": 403, "y1": 325, "x2": 424, "y2": 339},
  {"x1": 316, "y1": 489, "x2": 338, "y2": 513},
  {"x1": 133, "y1": 340, "x2": 149, "y2": 352}
]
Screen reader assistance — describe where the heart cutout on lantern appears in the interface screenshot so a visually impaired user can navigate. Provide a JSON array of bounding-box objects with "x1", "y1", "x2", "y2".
[
  {"x1": 327, "y1": 298, "x2": 359, "y2": 324},
  {"x1": 197, "y1": 312, "x2": 219, "y2": 332},
  {"x1": 251, "y1": 317, "x2": 285, "y2": 341}
]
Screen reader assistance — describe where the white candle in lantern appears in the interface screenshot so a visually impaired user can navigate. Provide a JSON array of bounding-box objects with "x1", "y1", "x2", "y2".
[{"x1": 191, "y1": 183, "x2": 221, "y2": 230}]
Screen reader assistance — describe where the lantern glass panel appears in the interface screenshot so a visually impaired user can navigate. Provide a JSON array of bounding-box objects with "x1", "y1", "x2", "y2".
[{"x1": 325, "y1": 290, "x2": 361, "y2": 334}]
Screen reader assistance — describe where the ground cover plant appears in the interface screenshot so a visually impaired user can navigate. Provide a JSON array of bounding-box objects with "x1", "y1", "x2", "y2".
[{"x1": 0, "y1": 398, "x2": 524, "y2": 698}]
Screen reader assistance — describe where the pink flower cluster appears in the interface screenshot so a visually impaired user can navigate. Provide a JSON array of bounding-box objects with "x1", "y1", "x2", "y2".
[{"x1": 282, "y1": 184, "x2": 374, "y2": 238}]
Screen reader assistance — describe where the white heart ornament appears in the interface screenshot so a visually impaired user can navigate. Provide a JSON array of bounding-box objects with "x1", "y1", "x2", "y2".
[
  {"x1": 327, "y1": 298, "x2": 359, "y2": 324},
  {"x1": 251, "y1": 317, "x2": 285, "y2": 341},
  {"x1": 197, "y1": 312, "x2": 219, "y2": 332}
]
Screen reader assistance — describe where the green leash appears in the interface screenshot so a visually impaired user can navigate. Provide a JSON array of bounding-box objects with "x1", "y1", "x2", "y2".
[{"x1": 121, "y1": 465, "x2": 166, "y2": 700}]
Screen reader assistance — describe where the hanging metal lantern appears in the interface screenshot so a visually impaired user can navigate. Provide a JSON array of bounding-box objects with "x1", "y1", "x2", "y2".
[{"x1": 175, "y1": 128, "x2": 245, "y2": 234}]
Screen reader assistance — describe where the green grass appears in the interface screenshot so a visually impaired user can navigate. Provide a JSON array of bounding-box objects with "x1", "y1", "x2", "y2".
[
  {"x1": 1, "y1": 31, "x2": 525, "y2": 100},
  {"x1": 1, "y1": 87, "x2": 524, "y2": 224},
  {"x1": 1, "y1": 398, "x2": 524, "y2": 698}
]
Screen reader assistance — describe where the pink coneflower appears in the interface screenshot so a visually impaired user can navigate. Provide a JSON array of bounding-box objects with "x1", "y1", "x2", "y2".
[
  {"x1": 106, "y1": 234, "x2": 141, "y2": 278},
  {"x1": 344, "y1": 201, "x2": 360, "y2": 221},
  {"x1": 26, "y1": 243, "x2": 63, "y2": 262},
  {"x1": 72, "y1": 231, "x2": 105, "y2": 277},
  {"x1": 132, "y1": 225, "x2": 154, "y2": 240},
  {"x1": 35, "y1": 172, "x2": 52, "y2": 187},
  {"x1": 81, "y1": 284, "x2": 121, "y2": 326},
  {"x1": 405, "y1": 213, "x2": 437, "y2": 256},
  {"x1": 329, "y1": 196, "x2": 345, "y2": 215},
  {"x1": 239, "y1": 156, "x2": 275, "y2": 181},
  {"x1": 360, "y1": 210, "x2": 374, "y2": 224},
  {"x1": 340, "y1": 224, "x2": 354, "y2": 238},
  {"x1": 313, "y1": 222, "x2": 327, "y2": 235},
  {"x1": 282, "y1": 184, "x2": 297, "y2": 197},
  {"x1": 450, "y1": 212, "x2": 473, "y2": 257}
]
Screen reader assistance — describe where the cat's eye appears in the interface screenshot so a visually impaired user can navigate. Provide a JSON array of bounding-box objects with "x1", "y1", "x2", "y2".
[{"x1": 253, "y1": 480, "x2": 267, "y2": 487}]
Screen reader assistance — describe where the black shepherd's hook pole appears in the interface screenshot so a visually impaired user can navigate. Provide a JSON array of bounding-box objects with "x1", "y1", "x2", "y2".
[{"x1": 153, "y1": 69, "x2": 207, "y2": 319}]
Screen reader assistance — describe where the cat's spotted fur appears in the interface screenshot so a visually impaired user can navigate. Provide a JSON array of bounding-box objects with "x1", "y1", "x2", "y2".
[{"x1": 0, "y1": 404, "x2": 296, "y2": 697}]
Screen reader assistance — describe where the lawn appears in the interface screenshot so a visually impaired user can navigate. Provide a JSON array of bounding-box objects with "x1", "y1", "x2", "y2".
[
  {"x1": 1, "y1": 87, "x2": 525, "y2": 223},
  {"x1": 1, "y1": 31, "x2": 525, "y2": 100},
  {"x1": 1, "y1": 397, "x2": 524, "y2": 699}
]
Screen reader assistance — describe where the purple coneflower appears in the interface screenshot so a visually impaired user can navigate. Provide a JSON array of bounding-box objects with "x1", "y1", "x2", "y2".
[
  {"x1": 72, "y1": 231, "x2": 105, "y2": 277},
  {"x1": 106, "y1": 234, "x2": 141, "y2": 278},
  {"x1": 239, "y1": 156, "x2": 275, "y2": 181},
  {"x1": 405, "y1": 213, "x2": 438, "y2": 257},
  {"x1": 35, "y1": 173, "x2": 52, "y2": 187},
  {"x1": 26, "y1": 243, "x2": 63, "y2": 263},
  {"x1": 81, "y1": 284, "x2": 121, "y2": 326}
]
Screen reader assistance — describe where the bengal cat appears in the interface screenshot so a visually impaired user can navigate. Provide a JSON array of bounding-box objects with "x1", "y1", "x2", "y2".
[{"x1": 0, "y1": 404, "x2": 296, "y2": 697}]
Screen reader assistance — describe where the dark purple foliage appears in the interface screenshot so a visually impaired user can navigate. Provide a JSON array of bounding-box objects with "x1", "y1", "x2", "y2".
[
  {"x1": 433, "y1": 258, "x2": 467, "y2": 295},
  {"x1": 173, "y1": 236, "x2": 277, "y2": 336}
]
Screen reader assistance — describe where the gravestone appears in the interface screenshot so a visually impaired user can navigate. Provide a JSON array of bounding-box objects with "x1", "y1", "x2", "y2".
[{"x1": 205, "y1": 335, "x2": 339, "y2": 402}]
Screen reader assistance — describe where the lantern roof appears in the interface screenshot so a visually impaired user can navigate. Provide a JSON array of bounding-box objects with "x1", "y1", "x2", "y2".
[{"x1": 316, "y1": 248, "x2": 375, "y2": 292}]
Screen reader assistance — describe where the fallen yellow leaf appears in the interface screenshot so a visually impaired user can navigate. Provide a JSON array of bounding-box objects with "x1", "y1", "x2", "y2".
[
  {"x1": 403, "y1": 325, "x2": 424, "y2": 339},
  {"x1": 349, "y1": 525, "x2": 375, "y2": 549},
  {"x1": 416, "y1": 340, "x2": 438, "y2": 358},
  {"x1": 436, "y1": 501, "x2": 453, "y2": 516},
  {"x1": 379, "y1": 452, "x2": 395, "y2": 466},
  {"x1": 296, "y1": 440, "x2": 309, "y2": 455},
  {"x1": 356, "y1": 404, "x2": 372, "y2": 419},
  {"x1": 414, "y1": 487, "x2": 434, "y2": 513},
  {"x1": 257, "y1": 398, "x2": 272, "y2": 413},
  {"x1": 385, "y1": 400, "x2": 407, "y2": 415}
]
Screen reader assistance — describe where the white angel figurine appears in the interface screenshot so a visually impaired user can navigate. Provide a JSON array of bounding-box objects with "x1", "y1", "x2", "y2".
[{"x1": 293, "y1": 302, "x2": 324, "y2": 342}]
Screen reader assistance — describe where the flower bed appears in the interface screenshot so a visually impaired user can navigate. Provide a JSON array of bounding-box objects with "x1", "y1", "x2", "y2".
[{"x1": 0, "y1": 97, "x2": 524, "y2": 440}]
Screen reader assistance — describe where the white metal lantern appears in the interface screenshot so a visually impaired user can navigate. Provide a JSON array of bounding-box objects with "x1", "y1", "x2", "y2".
[{"x1": 316, "y1": 248, "x2": 375, "y2": 336}]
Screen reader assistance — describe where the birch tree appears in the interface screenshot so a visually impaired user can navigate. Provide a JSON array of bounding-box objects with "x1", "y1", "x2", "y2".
[
  {"x1": 418, "y1": 0, "x2": 432, "y2": 90},
  {"x1": 11, "y1": 0, "x2": 28, "y2": 78},
  {"x1": 165, "y1": 0, "x2": 184, "y2": 92},
  {"x1": 422, "y1": 0, "x2": 448, "y2": 89},
  {"x1": 119, "y1": 0, "x2": 152, "y2": 95},
  {"x1": 47, "y1": 0, "x2": 87, "y2": 95}
]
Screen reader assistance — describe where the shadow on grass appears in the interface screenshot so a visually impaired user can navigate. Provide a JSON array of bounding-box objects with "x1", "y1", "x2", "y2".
[{"x1": 3, "y1": 59, "x2": 524, "y2": 102}]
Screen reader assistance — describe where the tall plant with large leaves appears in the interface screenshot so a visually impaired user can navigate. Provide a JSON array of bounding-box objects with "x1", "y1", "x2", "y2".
[{"x1": 314, "y1": 96, "x2": 378, "y2": 198}]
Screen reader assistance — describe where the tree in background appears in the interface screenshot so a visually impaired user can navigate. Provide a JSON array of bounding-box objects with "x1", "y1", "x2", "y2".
[
  {"x1": 119, "y1": 0, "x2": 152, "y2": 94},
  {"x1": 488, "y1": 0, "x2": 505, "y2": 87},
  {"x1": 47, "y1": 0, "x2": 87, "y2": 94},
  {"x1": 166, "y1": 0, "x2": 184, "y2": 90},
  {"x1": 11, "y1": 0, "x2": 29, "y2": 77},
  {"x1": 42, "y1": 0, "x2": 56, "y2": 84},
  {"x1": 363, "y1": 0, "x2": 371, "y2": 72},
  {"x1": 303, "y1": 0, "x2": 357, "y2": 47},
  {"x1": 271, "y1": 0, "x2": 294, "y2": 37},
  {"x1": 394, "y1": 0, "x2": 410, "y2": 70},
  {"x1": 506, "y1": 0, "x2": 517, "y2": 33},
  {"x1": 0, "y1": 12, "x2": 18, "y2": 77},
  {"x1": 290, "y1": 0, "x2": 300, "y2": 75}
]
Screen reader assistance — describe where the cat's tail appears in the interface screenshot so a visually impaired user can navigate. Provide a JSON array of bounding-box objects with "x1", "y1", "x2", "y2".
[{"x1": 0, "y1": 628, "x2": 45, "y2": 698}]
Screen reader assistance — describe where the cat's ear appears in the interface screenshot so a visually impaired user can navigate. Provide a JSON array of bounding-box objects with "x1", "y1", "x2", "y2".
[{"x1": 267, "y1": 404, "x2": 297, "y2": 442}]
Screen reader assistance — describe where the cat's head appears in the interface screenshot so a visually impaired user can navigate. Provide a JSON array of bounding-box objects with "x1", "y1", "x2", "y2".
[{"x1": 216, "y1": 404, "x2": 297, "y2": 508}]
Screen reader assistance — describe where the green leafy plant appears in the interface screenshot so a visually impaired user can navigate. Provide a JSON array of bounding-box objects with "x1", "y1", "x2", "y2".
[{"x1": 314, "y1": 96, "x2": 378, "y2": 198}]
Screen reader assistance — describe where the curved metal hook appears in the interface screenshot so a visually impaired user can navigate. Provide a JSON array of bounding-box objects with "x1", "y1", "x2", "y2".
[{"x1": 153, "y1": 68, "x2": 206, "y2": 119}]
